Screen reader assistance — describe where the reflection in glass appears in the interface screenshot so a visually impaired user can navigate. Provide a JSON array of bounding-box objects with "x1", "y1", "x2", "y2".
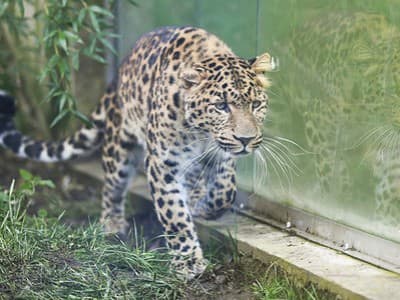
[{"x1": 256, "y1": 5, "x2": 400, "y2": 242}]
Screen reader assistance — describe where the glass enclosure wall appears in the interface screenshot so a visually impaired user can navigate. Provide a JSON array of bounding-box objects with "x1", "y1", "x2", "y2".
[{"x1": 119, "y1": 0, "x2": 400, "y2": 243}]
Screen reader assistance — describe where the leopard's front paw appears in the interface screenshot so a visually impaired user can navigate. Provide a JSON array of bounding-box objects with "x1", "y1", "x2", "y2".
[
  {"x1": 173, "y1": 257, "x2": 209, "y2": 281},
  {"x1": 100, "y1": 216, "x2": 130, "y2": 240},
  {"x1": 191, "y1": 199, "x2": 229, "y2": 220}
]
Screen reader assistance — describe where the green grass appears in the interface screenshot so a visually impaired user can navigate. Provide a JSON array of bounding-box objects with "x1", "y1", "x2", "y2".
[
  {"x1": 0, "y1": 173, "x2": 183, "y2": 299},
  {"x1": 251, "y1": 264, "x2": 320, "y2": 300}
]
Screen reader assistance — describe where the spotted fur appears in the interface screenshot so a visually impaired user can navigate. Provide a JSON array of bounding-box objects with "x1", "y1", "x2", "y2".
[{"x1": 0, "y1": 26, "x2": 273, "y2": 279}]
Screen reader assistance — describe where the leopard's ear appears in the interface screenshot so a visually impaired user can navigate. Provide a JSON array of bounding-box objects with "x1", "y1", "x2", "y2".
[
  {"x1": 248, "y1": 52, "x2": 277, "y2": 88},
  {"x1": 180, "y1": 65, "x2": 208, "y2": 89},
  {"x1": 249, "y1": 52, "x2": 276, "y2": 73}
]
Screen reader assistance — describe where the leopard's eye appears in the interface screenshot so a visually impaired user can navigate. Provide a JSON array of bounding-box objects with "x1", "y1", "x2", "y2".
[
  {"x1": 252, "y1": 100, "x2": 262, "y2": 110},
  {"x1": 215, "y1": 102, "x2": 230, "y2": 112}
]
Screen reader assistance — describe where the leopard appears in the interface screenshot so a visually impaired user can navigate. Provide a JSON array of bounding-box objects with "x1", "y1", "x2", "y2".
[
  {"x1": 0, "y1": 26, "x2": 274, "y2": 279},
  {"x1": 272, "y1": 12, "x2": 400, "y2": 229}
]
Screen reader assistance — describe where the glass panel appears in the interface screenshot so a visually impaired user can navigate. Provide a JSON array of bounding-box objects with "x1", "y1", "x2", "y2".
[
  {"x1": 118, "y1": 1, "x2": 400, "y2": 243},
  {"x1": 252, "y1": 0, "x2": 400, "y2": 243},
  {"x1": 119, "y1": 0, "x2": 257, "y2": 58},
  {"x1": 194, "y1": 1, "x2": 257, "y2": 57},
  {"x1": 119, "y1": 0, "x2": 197, "y2": 57}
]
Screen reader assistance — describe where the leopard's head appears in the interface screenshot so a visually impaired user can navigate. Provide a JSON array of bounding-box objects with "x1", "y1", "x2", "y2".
[{"x1": 180, "y1": 53, "x2": 274, "y2": 156}]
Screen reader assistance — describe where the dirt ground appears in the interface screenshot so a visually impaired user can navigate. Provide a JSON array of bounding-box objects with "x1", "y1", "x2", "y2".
[{"x1": 0, "y1": 153, "x2": 265, "y2": 299}]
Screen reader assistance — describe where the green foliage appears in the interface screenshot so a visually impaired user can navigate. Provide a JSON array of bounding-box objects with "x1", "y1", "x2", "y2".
[
  {"x1": 39, "y1": 1, "x2": 118, "y2": 126},
  {"x1": 0, "y1": 169, "x2": 54, "y2": 225},
  {"x1": 0, "y1": 0, "x2": 134, "y2": 133},
  {"x1": 18, "y1": 169, "x2": 55, "y2": 194}
]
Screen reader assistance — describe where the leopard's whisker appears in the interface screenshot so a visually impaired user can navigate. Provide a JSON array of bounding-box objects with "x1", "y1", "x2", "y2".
[
  {"x1": 265, "y1": 135, "x2": 311, "y2": 155},
  {"x1": 262, "y1": 139, "x2": 300, "y2": 172},
  {"x1": 258, "y1": 144, "x2": 286, "y2": 190},
  {"x1": 365, "y1": 126, "x2": 391, "y2": 149},
  {"x1": 355, "y1": 126, "x2": 393, "y2": 164},
  {"x1": 263, "y1": 136, "x2": 290, "y2": 150},
  {"x1": 370, "y1": 126, "x2": 394, "y2": 161},
  {"x1": 377, "y1": 128, "x2": 400, "y2": 160},
  {"x1": 185, "y1": 137, "x2": 210, "y2": 148},
  {"x1": 374, "y1": 127, "x2": 393, "y2": 146},
  {"x1": 197, "y1": 143, "x2": 219, "y2": 165},
  {"x1": 178, "y1": 142, "x2": 211, "y2": 176},
  {"x1": 389, "y1": 130, "x2": 400, "y2": 155},
  {"x1": 263, "y1": 140, "x2": 302, "y2": 176},
  {"x1": 207, "y1": 148, "x2": 222, "y2": 190},
  {"x1": 347, "y1": 125, "x2": 385, "y2": 150},
  {"x1": 267, "y1": 88, "x2": 279, "y2": 97},
  {"x1": 262, "y1": 143, "x2": 294, "y2": 187},
  {"x1": 182, "y1": 138, "x2": 218, "y2": 176},
  {"x1": 264, "y1": 141, "x2": 298, "y2": 183},
  {"x1": 264, "y1": 117, "x2": 273, "y2": 124},
  {"x1": 179, "y1": 143, "x2": 217, "y2": 179},
  {"x1": 210, "y1": 146, "x2": 220, "y2": 175},
  {"x1": 378, "y1": 130, "x2": 394, "y2": 158},
  {"x1": 191, "y1": 146, "x2": 220, "y2": 192},
  {"x1": 384, "y1": 129, "x2": 400, "y2": 155},
  {"x1": 254, "y1": 150, "x2": 269, "y2": 189}
]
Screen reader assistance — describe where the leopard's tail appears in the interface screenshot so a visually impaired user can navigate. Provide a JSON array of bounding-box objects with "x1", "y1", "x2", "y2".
[{"x1": 0, "y1": 85, "x2": 114, "y2": 162}]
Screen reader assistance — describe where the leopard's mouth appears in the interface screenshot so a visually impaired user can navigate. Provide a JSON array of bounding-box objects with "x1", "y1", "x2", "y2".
[
  {"x1": 216, "y1": 133, "x2": 263, "y2": 156},
  {"x1": 233, "y1": 148, "x2": 251, "y2": 156},
  {"x1": 216, "y1": 141, "x2": 255, "y2": 156}
]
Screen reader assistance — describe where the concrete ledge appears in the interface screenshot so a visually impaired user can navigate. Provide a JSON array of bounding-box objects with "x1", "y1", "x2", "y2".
[
  {"x1": 196, "y1": 213, "x2": 400, "y2": 300},
  {"x1": 72, "y1": 161, "x2": 400, "y2": 300}
]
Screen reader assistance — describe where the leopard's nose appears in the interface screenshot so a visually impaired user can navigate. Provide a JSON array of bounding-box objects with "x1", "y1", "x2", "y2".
[{"x1": 233, "y1": 135, "x2": 255, "y2": 146}]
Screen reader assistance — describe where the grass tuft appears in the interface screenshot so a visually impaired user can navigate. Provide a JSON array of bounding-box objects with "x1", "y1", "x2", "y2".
[{"x1": 251, "y1": 263, "x2": 320, "y2": 300}]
